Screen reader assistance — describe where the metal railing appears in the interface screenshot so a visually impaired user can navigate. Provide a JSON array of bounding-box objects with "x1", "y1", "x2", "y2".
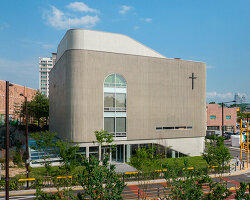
[{"x1": 0, "y1": 163, "x2": 242, "y2": 192}]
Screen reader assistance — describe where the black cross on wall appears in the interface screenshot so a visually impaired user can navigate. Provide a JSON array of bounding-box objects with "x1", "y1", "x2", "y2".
[{"x1": 189, "y1": 73, "x2": 197, "y2": 90}]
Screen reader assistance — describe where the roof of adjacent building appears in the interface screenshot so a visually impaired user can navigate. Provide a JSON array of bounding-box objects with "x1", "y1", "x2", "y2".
[{"x1": 56, "y1": 29, "x2": 166, "y2": 62}]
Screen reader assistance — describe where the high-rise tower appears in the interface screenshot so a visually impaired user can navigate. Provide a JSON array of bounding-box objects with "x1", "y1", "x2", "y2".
[{"x1": 39, "y1": 53, "x2": 56, "y2": 97}]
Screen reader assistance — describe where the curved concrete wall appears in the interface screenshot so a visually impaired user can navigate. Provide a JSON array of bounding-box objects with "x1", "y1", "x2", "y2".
[{"x1": 56, "y1": 29, "x2": 166, "y2": 62}]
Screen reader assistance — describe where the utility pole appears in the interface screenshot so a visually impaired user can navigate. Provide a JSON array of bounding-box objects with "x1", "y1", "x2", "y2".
[
  {"x1": 222, "y1": 102, "x2": 224, "y2": 136},
  {"x1": 221, "y1": 100, "x2": 236, "y2": 137},
  {"x1": 240, "y1": 119, "x2": 243, "y2": 162},
  {"x1": 25, "y1": 96, "x2": 29, "y2": 180},
  {"x1": 247, "y1": 122, "x2": 249, "y2": 168},
  {"x1": 20, "y1": 94, "x2": 29, "y2": 187},
  {"x1": 5, "y1": 81, "x2": 11, "y2": 200}
]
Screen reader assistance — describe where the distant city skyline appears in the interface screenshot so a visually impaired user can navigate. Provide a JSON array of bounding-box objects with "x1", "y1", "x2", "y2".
[{"x1": 0, "y1": 0, "x2": 249, "y2": 103}]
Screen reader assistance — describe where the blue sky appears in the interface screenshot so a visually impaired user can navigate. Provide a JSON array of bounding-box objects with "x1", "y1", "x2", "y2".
[{"x1": 0, "y1": 0, "x2": 249, "y2": 103}]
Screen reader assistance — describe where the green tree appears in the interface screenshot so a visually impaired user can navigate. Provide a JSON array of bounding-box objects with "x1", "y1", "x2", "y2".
[
  {"x1": 235, "y1": 182, "x2": 250, "y2": 200},
  {"x1": 77, "y1": 156, "x2": 126, "y2": 200},
  {"x1": 76, "y1": 130, "x2": 125, "y2": 199},
  {"x1": 94, "y1": 130, "x2": 114, "y2": 161},
  {"x1": 13, "y1": 151, "x2": 23, "y2": 167},
  {"x1": 130, "y1": 146, "x2": 156, "y2": 171},
  {"x1": 56, "y1": 140, "x2": 84, "y2": 174},
  {"x1": 240, "y1": 104, "x2": 247, "y2": 112},
  {"x1": 238, "y1": 112, "x2": 246, "y2": 120},
  {"x1": 29, "y1": 92, "x2": 49, "y2": 127},
  {"x1": 35, "y1": 187, "x2": 76, "y2": 200},
  {"x1": 31, "y1": 131, "x2": 56, "y2": 176},
  {"x1": 164, "y1": 159, "x2": 206, "y2": 200},
  {"x1": 16, "y1": 92, "x2": 49, "y2": 128},
  {"x1": 34, "y1": 177, "x2": 76, "y2": 200},
  {"x1": 205, "y1": 181, "x2": 232, "y2": 200},
  {"x1": 94, "y1": 130, "x2": 114, "y2": 146},
  {"x1": 209, "y1": 101, "x2": 216, "y2": 104},
  {"x1": 163, "y1": 159, "x2": 232, "y2": 200},
  {"x1": 202, "y1": 136, "x2": 231, "y2": 176}
]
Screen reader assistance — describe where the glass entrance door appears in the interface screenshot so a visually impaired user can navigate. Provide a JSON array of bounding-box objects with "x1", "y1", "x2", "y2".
[
  {"x1": 101, "y1": 146, "x2": 111, "y2": 161},
  {"x1": 111, "y1": 145, "x2": 124, "y2": 163}
]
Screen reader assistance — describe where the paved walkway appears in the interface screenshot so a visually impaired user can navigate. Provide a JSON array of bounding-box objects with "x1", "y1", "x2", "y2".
[
  {"x1": 1, "y1": 162, "x2": 250, "y2": 199},
  {"x1": 113, "y1": 162, "x2": 137, "y2": 174}
]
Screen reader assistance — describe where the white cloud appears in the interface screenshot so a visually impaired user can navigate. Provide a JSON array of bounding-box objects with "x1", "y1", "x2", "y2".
[
  {"x1": 19, "y1": 38, "x2": 56, "y2": 50},
  {"x1": 42, "y1": 44, "x2": 56, "y2": 49},
  {"x1": 0, "y1": 22, "x2": 9, "y2": 31},
  {"x1": 119, "y1": 5, "x2": 132, "y2": 14},
  {"x1": 0, "y1": 58, "x2": 38, "y2": 88},
  {"x1": 133, "y1": 26, "x2": 139, "y2": 31},
  {"x1": 207, "y1": 65, "x2": 215, "y2": 69},
  {"x1": 45, "y1": 6, "x2": 99, "y2": 30},
  {"x1": 66, "y1": 2, "x2": 98, "y2": 13},
  {"x1": 141, "y1": 18, "x2": 152, "y2": 22},
  {"x1": 207, "y1": 92, "x2": 234, "y2": 99}
]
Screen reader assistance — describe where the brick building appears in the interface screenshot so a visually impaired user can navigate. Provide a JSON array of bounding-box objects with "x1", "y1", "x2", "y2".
[
  {"x1": 0, "y1": 80, "x2": 37, "y2": 125},
  {"x1": 206, "y1": 104, "x2": 238, "y2": 132}
]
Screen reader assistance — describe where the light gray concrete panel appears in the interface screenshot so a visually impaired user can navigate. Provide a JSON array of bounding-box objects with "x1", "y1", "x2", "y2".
[
  {"x1": 56, "y1": 29, "x2": 165, "y2": 62},
  {"x1": 50, "y1": 49, "x2": 206, "y2": 146}
]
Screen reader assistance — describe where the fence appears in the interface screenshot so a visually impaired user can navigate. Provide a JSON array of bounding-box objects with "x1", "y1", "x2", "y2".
[
  {"x1": 0, "y1": 176, "x2": 76, "y2": 191},
  {"x1": 0, "y1": 163, "x2": 241, "y2": 192}
]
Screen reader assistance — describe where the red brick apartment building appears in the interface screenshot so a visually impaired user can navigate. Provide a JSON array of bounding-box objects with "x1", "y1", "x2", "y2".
[
  {"x1": 206, "y1": 104, "x2": 238, "y2": 132},
  {"x1": 0, "y1": 80, "x2": 37, "y2": 124}
]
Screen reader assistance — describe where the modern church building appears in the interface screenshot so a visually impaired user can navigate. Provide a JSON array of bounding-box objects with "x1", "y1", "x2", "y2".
[{"x1": 49, "y1": 29, "x2": 206, "y2": 162}]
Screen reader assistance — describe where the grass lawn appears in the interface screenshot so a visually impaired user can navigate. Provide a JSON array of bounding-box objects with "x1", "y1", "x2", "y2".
[
  {"x1": 129, "y1": 156, "x2": 208, "y2": 171},
  {"x1": 162, "y1": 156, "x2": 208, "y2": 170},
  {"x1": 13, "y1": 156, "x2": 208, "y2": 178}
]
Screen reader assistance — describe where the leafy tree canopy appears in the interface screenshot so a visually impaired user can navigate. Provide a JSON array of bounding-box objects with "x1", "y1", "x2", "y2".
[
  {"x1": 15, "y1": 91, "x2": 49, "y2": 127},
  {"x1": 202, "y1": 136, "x2": 231, "y2": 174}
]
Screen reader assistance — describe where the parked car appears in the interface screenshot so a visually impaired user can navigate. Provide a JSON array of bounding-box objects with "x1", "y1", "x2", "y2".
[{"x1": 224, "y1": 132, "x2": 233, "y2": 139}]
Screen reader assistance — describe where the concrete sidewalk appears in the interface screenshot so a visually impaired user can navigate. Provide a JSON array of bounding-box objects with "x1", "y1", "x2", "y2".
[{"x1": 1, "y1": 163, "x2": 250, "y2": 197}]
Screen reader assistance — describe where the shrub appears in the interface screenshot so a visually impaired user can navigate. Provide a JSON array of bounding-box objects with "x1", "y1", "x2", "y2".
[{"x1": 13, "y1": 152, "x2": 22, "y2": 167}]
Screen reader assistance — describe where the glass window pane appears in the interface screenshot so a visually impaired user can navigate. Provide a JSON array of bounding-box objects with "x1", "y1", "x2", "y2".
[
  {"x1": 104, "y1": 93, "x2": 115, "y2": 108},
  {"x1": 105, "y1": 74, "x2": 115, "y2": 83},
  {"x1": 104, "y1": 117, "x2": 115, "y2": 133},
  {"x1": 116, "y1": 74, "x2": 126, "y2": 84},
  {"x1": 116, "y1": 117, "x2": 126, "y2": 132},
  {"x1": 210, "y1": 115, "x2": 216, "y2": 120},
  {"x1": 116, "y1": 93, "x2": 126, "y2": 108}
]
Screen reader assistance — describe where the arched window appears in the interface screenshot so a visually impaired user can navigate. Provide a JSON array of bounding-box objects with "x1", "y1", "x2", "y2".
[
  {"x1": 104, "y1": 74, "x2": 126, "y2": 88},
  {"x1": 104, "y1": 74, "x2": 127, "y2": 138}
]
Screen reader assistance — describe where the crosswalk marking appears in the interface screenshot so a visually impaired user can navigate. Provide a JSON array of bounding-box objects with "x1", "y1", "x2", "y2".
[{"x1": 0, "y1": 195, "x2": 35, "y2": 200}]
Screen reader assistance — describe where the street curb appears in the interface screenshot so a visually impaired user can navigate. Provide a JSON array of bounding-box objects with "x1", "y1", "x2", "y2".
[{"x1": 1, "y1": 165, "x2": 249, "y2": 197}]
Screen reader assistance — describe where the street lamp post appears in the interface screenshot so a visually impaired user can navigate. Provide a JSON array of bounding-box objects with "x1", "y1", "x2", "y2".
[
  {"x1": 5, "y1": 81, "x2": 13, "y2": 200},
  {"x1": 20, "y1": 94, "x2": 29, "y2": 186},
  {"x1": 221, "y1": 100, "x2": 236, "y2": 136}
]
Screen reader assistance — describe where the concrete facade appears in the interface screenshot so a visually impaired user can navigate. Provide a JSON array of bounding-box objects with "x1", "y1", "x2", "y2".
[{"x1": 50, "y1": 29, "x2": 206, "y2": 157}]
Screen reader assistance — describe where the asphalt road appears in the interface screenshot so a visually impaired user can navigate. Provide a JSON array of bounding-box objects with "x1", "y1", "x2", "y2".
[{"x1": 226, "y1": 138, "x2": 248, "y2": 162}]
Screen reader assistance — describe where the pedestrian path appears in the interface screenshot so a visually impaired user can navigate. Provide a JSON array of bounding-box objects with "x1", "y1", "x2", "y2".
[
  {"x1": 1, "y1": 161, "x2": 250, "y2": 199},
  {"x1": 0, "y1": 194, "x2": 36, "y2": 200},
  {"x1": 113, "y1": 162, "x2": 138, "y2": 174}
]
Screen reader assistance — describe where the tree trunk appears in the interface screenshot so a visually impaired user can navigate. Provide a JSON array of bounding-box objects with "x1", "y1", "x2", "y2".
[{"x1": 38, "y1": 118, "x2": 40, "y2": 128}]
